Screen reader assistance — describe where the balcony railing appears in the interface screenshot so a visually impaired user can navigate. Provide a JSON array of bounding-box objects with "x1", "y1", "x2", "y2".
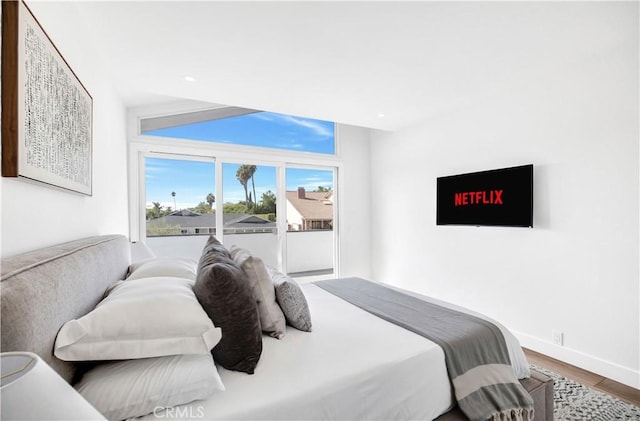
[{"x1": 145, "y1": 230, "x2": 333, "y2": 276}]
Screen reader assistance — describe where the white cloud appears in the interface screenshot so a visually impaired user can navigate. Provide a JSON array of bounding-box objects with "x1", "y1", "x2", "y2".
[
  {"x1": 223, "y1": 192, "x2": 246, "y2": 203},
  {"x1": 251, "y1": 113, "x2": 274, "y2": 122},
  {"x1": 297, "y1": 182, "x2": 333, "y2": 192},
  {"x1": 145, "y1": 163, "x2": 170, "y2": 174},
  {"x1": 251, "y1": 112, "x2": 332, "y2": 138},
  {"x1": 278, "y1": 115, "x2": 333, "y2": 138},
  {"x1": 289, "y1": 177, "x2": 334, "y2": 191},
  {"x1": 275, "y1": 143, "x2": 304, "y2": 149},
  {"x1": 146, "y1": 201, "x2": 192, "y2": 211}
]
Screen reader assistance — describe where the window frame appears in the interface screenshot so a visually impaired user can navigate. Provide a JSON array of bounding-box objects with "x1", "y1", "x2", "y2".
[
  {"x1": 133, "y1": 103, "x2": 338, "y2": 157},
  {"x1": 128, "y1": 103, "x2": 342, "y2": 276}
]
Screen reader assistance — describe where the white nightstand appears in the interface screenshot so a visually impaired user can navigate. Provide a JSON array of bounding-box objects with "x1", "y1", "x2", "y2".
[{"x1": 1, "y1": 352, "x2": 106, "y2": 420}]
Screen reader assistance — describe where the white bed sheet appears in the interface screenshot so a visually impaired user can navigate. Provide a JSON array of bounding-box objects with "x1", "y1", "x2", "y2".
[
  {"x1": 383, "y1": 282, "x2": 531, "y2": 380},
  {"x1": 142, "y1": 283, "x2": 454, "y2": 421}
]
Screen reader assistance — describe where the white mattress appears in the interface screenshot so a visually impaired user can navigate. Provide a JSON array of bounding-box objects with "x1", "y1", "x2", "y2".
[{"x1": 143, "y1": 282, "x2": 529, "y2": 421}]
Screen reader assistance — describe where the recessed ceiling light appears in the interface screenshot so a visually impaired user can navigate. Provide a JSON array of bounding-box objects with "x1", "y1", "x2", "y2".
[
  {"x1": 377, "y1": 113, "x2": 385, "y2": 118},
  {"x1": 183, "y1": 75, "x2": 196, "y2": 82}
]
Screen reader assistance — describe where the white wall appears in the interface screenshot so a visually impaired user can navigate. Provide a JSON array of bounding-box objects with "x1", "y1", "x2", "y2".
[
  {"x1": 285, "y1": 200, "x2": 303, "y2": 229},
  {"x1": 370, "y1": 5, "x2": 639, "y2": 387},
  {"x1": 337, "y1": 124, "x2": 372, "y2": 279},
  {"x1": 1, "y1": 3, "x2": 128, "y2": 257}
]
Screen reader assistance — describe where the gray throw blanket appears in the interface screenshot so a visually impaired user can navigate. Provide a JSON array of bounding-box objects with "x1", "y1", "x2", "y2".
[{"x1": 315, "y1": 278, "x2": 534, "y2": 421}]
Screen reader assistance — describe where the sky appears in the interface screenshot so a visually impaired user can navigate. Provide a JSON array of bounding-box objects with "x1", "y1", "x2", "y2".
[
  {"x1": 144, "y1": 111, "x2": 335, "y2": 210},
  {"x1": 146, "y1": 159, "x2": 334, "y2": 210},
  {"x1": 145, "y1": 111, "x2": 335, "y2": 154}
]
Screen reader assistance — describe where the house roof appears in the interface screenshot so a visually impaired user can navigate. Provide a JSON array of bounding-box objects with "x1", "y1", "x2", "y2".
[
  {"x1": 286, "y1": 190, "x2": 333, "y2": 221},
  {"x1": 147, "y1": 212, "x2": 275, "y2": 229}
]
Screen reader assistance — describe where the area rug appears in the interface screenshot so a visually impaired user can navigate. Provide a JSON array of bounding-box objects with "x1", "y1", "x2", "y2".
[{"x1": 531, "y1": 365, "x2": 640, "y2": 420}]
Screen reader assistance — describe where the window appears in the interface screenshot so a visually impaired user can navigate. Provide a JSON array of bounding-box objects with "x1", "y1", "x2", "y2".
[
  {"x1": 141, "y1": 109, "x2": 335, "y2": 155},
  {"x1": 132, "y1": 105, "x2": 339, "y2": 279},
  {"x1": 221, "y1": 162, "x2": 279, "y2": 267},
  {"x1": 144, "y1": 157, "x2": 216, "y2": 238},
  {"x1": 309, "y1": 220, "x2": 332, "y2": 230},
  {"x1": 285, "y1": 167, "x2": 335, "y2": 280}
]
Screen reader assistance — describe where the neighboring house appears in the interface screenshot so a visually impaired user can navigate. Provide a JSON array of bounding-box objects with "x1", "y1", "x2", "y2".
[
  {"x1": 286, "y1": 187, "x2": 333, "y2": 231},
  {"x1": 146, "y1": 210, "x2": 275, "y2": 236},
  {"x1": 149, "y1": 189, "x2": 332, "y2": 235}
]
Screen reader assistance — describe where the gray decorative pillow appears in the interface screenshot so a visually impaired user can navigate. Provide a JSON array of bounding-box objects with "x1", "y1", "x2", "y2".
[
  {"x1": 266, "y1": 265, "x2": 312, "y2": 332},
  {"x1": 194, "y1": 236, "x2": 262, "y2": 374},
  {"x1": 230, "y1": 246, "x2": 286, "y2": 339}
]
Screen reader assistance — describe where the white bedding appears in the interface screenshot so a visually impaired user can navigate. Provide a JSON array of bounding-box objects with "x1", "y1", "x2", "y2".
[{"x1": 142, "y1": 282, "x2": 529, "y2": 421}]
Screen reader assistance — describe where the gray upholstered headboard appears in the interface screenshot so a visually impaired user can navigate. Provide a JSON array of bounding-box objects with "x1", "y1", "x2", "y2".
[{"x1": 1, "y1": 235, "x2": 131, "y2": 383}]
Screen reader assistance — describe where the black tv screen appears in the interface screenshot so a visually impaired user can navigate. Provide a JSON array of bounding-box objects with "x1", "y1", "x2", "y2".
[{"x1": 436, "y1": 164, "x2": 533, "y2": 227}]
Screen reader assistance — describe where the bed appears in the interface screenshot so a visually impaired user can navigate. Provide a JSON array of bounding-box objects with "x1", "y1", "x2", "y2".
[{"x1": 0, "y1": 235, "x2": 553, "y2": 421}]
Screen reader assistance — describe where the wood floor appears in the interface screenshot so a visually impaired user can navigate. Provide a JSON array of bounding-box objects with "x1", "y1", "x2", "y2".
[{"x1": 523, "y1": 348, "x2": 640, "y2": 407}]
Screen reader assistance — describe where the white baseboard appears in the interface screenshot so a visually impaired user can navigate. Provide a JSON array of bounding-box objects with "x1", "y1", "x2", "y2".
[{"x1": 513, "y1": 330, "x2": 640, "y2": 390}]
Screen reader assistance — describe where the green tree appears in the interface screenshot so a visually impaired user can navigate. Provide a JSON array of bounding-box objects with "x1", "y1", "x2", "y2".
[
  {"x1": 223, "y1": 202, "x2": 249, "y2": 214},
  {"x1": 236, "y1": 166, "x2": 252, "y2": 209},
  {"x1": 256, "y1": 190, "x2": 276, "y2": 214},
  {"x1": 316, "y1": 186, "x2": 330, "y2": 192},
  {"x1": 146, "y1": 202, "x2": 174, "y2": 220},
  {"x1": 146, "y1": 201, "x2": 162, "y2": 220},
  {"x1": 248, "y1": 165, "x2": 257, "y2": 211},
  {"x1": 206, "y1": 193, "x2": 215, "y2": 210},
  {"x1": 189, "y1": 201, "x2": 213, "y2": 214},
  {"x1": 236, "y1": 164, "x2": 258, "y2": 212}
]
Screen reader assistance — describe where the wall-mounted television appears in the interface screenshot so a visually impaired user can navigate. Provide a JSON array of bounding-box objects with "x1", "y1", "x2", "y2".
[{"x1": 436, "y1": 164, "x2": 533, "y2": 227}]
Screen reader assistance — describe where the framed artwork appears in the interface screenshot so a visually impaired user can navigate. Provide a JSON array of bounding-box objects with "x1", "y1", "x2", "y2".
[{"x1": 2, "y1": 1, "x2": 93, "y2": 195}]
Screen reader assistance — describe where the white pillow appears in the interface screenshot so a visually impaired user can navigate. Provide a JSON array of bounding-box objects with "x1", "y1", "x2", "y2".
[
  {"x1": 230, "y1": 246, "x2": 286, "y2": 339},
  {"x1": 54, "y1": 277, "x2": 221, "y2": 361},
  {"x1": 75, "y1": 353, "x2": 224, "y2": 421},
  {"x1": 127, "y1": 257, "x2": 198, "y2": 281}
]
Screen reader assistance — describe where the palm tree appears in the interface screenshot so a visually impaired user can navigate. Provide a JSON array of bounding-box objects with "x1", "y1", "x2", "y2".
[
  {"x1": 147, "y1": 201, "x2": 164, "y2": 220},
  {"x1": 247, "y1": 165, "x2": 257, "y2": 211},
  {"x1": 206, "y1": 193, "x2": 215, "y2": 211},
  {"x1": 171, "y1": 191, "x2": 176, "y2": 210},
  {"x1": 236, "y1": 166, "x2": 251, "y2": 207}
]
